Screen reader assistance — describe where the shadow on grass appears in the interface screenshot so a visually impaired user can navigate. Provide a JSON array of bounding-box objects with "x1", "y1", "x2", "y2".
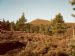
[{"x1": 0, "y1": 41, "x2": 26, "y2": 55}]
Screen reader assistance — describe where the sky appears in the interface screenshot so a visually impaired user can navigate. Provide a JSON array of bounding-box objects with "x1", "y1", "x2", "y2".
[{"x1": 0, "y1": 0, "x2": 75, "y2": 22}]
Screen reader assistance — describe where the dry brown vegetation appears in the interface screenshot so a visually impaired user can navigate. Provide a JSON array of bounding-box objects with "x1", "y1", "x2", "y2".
[{"x1": 0, "y1": 30, "x2": 73, "y2": 56}]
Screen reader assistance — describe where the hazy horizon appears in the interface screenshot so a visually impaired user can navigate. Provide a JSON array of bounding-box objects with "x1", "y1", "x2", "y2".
[{"x1": 0, "y1": 0, "x2": 75, "y2": 23}]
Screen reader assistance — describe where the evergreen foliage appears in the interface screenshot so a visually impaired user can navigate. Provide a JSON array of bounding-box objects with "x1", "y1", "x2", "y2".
[
  {"x1": 0, "y1": 19, "x2": 11, "y2": 31},
  {"x1": 15, "y1": 13, "x2": 27, "y2": 31},
  {"x1": 69, "y1": 0, "x2": 75, "y2": 17},
  {"x1": 0, "y1": 13, "x2": 67, "y2": 35},
  {"x1": 51, "y1": 13, "x2": 66, "y2": 34}
]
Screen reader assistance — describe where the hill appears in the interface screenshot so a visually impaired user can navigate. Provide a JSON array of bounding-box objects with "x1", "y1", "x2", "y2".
[
  {"x1": 30, "y1": 19, "x2": 75, "y2": 27},
  {"x1": 30, "y1": 19, "x2": 51, "y2": 26},
  {"x1": 29, "y1": 19, "x2": 75, "y2": 34}
]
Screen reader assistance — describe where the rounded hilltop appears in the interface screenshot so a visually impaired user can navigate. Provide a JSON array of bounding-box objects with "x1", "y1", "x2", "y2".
[{"x1": 29, "y1": 18, "x2": 51, "y2": 26}]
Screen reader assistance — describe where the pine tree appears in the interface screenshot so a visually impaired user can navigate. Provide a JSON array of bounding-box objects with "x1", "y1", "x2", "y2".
[
  {"x1": 51, "y1": 13, "x2": 66, "y2": 34},
  {"x1": 69, "y1": 0, "x2": 75, "y2": 17},
  {"x1": 15, "y1": 13, "x2": 27, "y2": 31},
  {"x1": 1, "y1": 19, "x2": 11, "y2": 31}
]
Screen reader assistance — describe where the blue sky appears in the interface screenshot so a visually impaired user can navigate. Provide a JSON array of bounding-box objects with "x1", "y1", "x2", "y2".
[{"x1": 0, "y1": 0, "x2": 75, "y2": 22}]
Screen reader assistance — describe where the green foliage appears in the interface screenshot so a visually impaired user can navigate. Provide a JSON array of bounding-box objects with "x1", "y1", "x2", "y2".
[
  {"x1": 10, "y1": 21, "x2": 15, "y2": 31},
  {"x1": 33, "y1": 26, "x2": 39, "y2": 33},
  {"x1": 69, "y1": 0, "x2": 75, "y2": 17},
  {"x1": 24, "y1": 23, "x2": 32, "y2": 33},
  {"x1": 51, "y1": 13, "x2": 66, "y2": 34},
  {"x1": 0, "y1": 13, "x2": 67, "y2": 36},
  {"x1": 15, "y1": 13, "x2": 27, "y2": 31},
  {"x1": 0, "y1": 19, "x2": 11, "y2": 31}
]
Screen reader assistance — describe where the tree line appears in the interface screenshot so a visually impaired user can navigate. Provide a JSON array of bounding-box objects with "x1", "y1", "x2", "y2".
[{"x1": 0, "y1": 13, "x2": 67, "y2": 35}]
